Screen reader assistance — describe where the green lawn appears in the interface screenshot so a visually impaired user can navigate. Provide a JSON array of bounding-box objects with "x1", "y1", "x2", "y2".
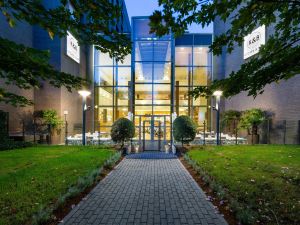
[
  {"x1": 187, "y1": 145, "x2": 300, "y2": 225},
  {"x1": 0, "y1": 145, "x2": 116, "y2": 225}
]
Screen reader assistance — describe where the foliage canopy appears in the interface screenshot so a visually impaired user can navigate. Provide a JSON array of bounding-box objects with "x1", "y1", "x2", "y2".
[
  {"x1": 0, "y1": 0, "x2": 131, "y2": 106},
  {"x1": 150, "y1": 0, "x2": 300, "y2": 98},
  {"x1": 111, "y1": 118, "x2": 135, "y2": 148},
  {"x1": 239, "y1": 108, "x2": 266, "y2": 135},
  {"x1": 173, "y1": 115, "x2": 197, "y2": 146}
]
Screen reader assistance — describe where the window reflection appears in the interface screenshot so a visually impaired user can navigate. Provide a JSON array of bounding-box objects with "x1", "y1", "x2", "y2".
[
  {"x1": 193, "y1": 47, "x2": 211, "y2": 66},
  {"x1": 98, "y1": 108, "x2": 113, "y2": 126},
  {"x1": 175, "y1": 86, "x2": 190, "y2": 106},
  {"x1": 153, "y1": 62, "x2": 171, "y2": 83},
  {"x1": 115, "y1": 107, "x2": 128, "y2": 119},
  {"x1": 135, "y1": 84, "x2": 152, "y2": 105},
  {"x1": 117, "y1": 67, "x2": 131, "y2": 86},
  {"x1": 117, "y1": 54, "x2": 131, "y2": 66},
  {"x1": 192, "y1": 107, "x2": 207, "y2": 125},
  {"x1": 135, "y1": 105, "x2": 152, "y2": 115},
  {"x1": 135, "y1": 62, "x2": 152, "y2": 82},
  {"x1": 175, "y1": 47, "x2": 192, "y2": 66},
  {"x1": 135, "y1": 41, "x2": 153, "y2": 61},
  {"x1": 154, "y1": 42, "x2": 171, "y2": 61},
  {"x1": 116, "y1": 87, "x2": 129, "y2": 106},
  {"x1": 175, "y1": 67, "x2": 191, "y2": 86},
  {"x1": 95, "y1": 51, "x2": 114, "y2": 66},
  {"x1": 95, "y1": 67, "x2": 114, "y2": 86},
  {"x1": 153, "y1": 84, "x2": 171, "y2": 105},
  {"x1": 99, "y1": 87, "x2": 113, "y2": 106},
  {"x1": 193, "y1": 95, "x2": 207, "y2": 106},
  {"x1": 193, "y1": 67, "x2": 209, "y2": 86}
]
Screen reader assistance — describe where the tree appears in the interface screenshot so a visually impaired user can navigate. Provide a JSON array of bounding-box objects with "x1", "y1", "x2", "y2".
[
  {"x1": 221, "y1": 110, "x2": 241, "y2": 145},
  {"x1": 111, "y1": 118, "x2": 135, "y2": 149},
  {"x1": 41, "y1": 109, "x2": 63, "y2": 144},
  {"x1": 239, "y1": 108, "x2": 265, "y2": 144},
  {"x1": 150, "y1": 0, "x2": 300, "y2": 98},
  {"x1": 0, "y1": 0, "x2": 131, "y2": 106},
  {"x1": 173, "y1": 115, "x2": 197, "y2": 146}
]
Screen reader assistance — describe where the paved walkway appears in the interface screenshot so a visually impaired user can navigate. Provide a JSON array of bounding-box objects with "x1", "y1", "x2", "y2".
[{"x1": 61, "y1": 152, "x2": 227, "y2": 225}]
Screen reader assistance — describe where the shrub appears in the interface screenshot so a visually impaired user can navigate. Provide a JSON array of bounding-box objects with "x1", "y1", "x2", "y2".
[
  {"x1": 111, "y1": 118, "x2": 135, "y2": 149},
  {"x1": 0, "y1": 110, "x2": 9, "y2": 141},
  {"x1": 238, "y1": 108, "x2": 266, "y2": 135},
  {"x1": 173, "y1": 115, "x2": 197, "y2": 146},
  {"x1": 0, "y1": 139, "x2": 32, "y2": 151}
]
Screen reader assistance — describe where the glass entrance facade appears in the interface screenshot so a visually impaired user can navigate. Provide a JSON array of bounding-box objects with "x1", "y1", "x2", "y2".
[{"x1": 94, "y1": 17, "x2": 212, "y2": 143}]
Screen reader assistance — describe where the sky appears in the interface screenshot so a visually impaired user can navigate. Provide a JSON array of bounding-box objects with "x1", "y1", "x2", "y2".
[{"x1": 124, "y1": 0, "x2": 213, "y2": 34}]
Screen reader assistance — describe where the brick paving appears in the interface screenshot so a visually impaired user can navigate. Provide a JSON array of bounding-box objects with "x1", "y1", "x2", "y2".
[{"x1": 61, "y1": 152, "x2": 228, "y2": 225}]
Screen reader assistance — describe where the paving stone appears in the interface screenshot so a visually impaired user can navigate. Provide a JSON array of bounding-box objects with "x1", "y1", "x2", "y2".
[{"x1": 62, "y1": 152, "x2": 228, "y2": 225}]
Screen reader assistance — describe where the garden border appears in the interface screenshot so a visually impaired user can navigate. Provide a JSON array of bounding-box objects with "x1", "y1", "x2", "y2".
[{"x1": 30, "y1": 151, "x2": 122, "y2": 225}]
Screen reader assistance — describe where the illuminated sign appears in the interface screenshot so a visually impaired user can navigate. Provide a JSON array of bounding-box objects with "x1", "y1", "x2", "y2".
[
  {"x1": 66, "y1": 31, "x2": 80, "y2": 63},
  {"x1": 243, "y1": 25, "x2": 266, "y2": 59}
]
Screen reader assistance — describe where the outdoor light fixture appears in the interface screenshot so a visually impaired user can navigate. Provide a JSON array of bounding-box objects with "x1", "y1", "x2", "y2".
[
  {"x1": 78, "y1": 89, "x2": 91, "y2": 146},
  {"x1": 213, "y1": 90, "x2": 223, "y2": 97},
  {"x1": 78, "y1": 90, "x2": 91, "y2": 98},
  {"x1": 212, "y1": 90, "x2": 222, "y2": 145}
]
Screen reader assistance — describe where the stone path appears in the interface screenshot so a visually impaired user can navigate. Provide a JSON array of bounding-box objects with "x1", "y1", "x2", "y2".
[{"x1": 61, "y1": 152, "x2": 227, "y2": 225}]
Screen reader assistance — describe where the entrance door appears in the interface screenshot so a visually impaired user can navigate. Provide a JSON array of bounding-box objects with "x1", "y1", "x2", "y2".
[{"x1": 138, "y1": 115, "x2": 167, "y2": 151}]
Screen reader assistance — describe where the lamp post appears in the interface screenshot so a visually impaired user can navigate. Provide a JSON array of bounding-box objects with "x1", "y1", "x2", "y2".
[
  {"x1": 78, "y1": 90, "x2": 91, "y2": 145},
  {"x1": 213, "y1": 90, "x2": 223, "y2": 145},
  {"x1": 64, "y1": 110, "x2": 68, "y2": 145}
]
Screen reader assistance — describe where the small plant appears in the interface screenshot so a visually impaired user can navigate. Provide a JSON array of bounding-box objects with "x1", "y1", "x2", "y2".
[
  {"x1": 173, "y1": 115, "x2": 197, "y2": 146},
  {"x1": 222, "y1": 110, "x2": 241, "y2": 144},
  {"x1": 41, "y1": 109, "x2": 63, "y2": 144},
  {"x1": 111, "y1": 118, "x2": 135, "y2": 149},
  {"x1": 239, "y1": 109, "x2": 266, "y2": 144}
]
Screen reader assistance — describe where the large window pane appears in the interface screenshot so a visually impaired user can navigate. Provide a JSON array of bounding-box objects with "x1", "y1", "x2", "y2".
[
  {"x1": 117, "y1": 67, "x2": 131, "y2": 86},
  {"x1": 117, "y1": 54, "x2": 131, "y2": 66},
  {"x1": 115, "y1": 107, "x2": 128, "y2": 119},
  {"x1": 153, "y1": 106, "x2": 170, "y2": 115},
  {"x1": 135, "y1": 84, "x2": 152, "y2": 105},
  {"x1": 193, "y1": 67, "x2": 210, "y2": 86},
  {"x1": 135, "y1": 105, "x2": 152, "y2": 115},
  {"x1": 135, "y1": 41, "x2": 153, "y2": 61},
  {"x1": 133, "y1": 18, "x2": 155, "y2": 40},
  {"x1": 98, "y1": 108, "x2": 113, "y2": 126},
  {"x1": 95, "y1": 51, "x2": 114, "y2": 66},
  {"x1": 175, "y1": 67, "x2": 191, "y2": 86},
  {"x1": 175, "y1": 47, "x2": 192, "y2": 66},
  {"x1": 153, "y1": 63, "x2": 171, "y2": 83},
  {"x1": 98, "y1": 87, "x2": 113, "y2": 106},
  {"x1": 135, "y1": 62, "x2": 152, "y2": 82},
  {"x1": 95, "y1": 67, "x2": 114, "y2": 86},
  {"x1": 153, "y1": 84, "x2": 171, "y2": 105},
  {"x1": 175, "y1": 86, "x2": 190, "y2": 106},
  {"x1": 99, "y1": 126, "x2": 111, "y2": 138},
  {"x1": 154, "y1": 41, "x2": 171, "y2": 61},
  {"x1": 178, "y1": 107, "x2": 189, "y2": 116},
  {"x1": 193, "y1": 96, "x2": 207, "y2": 106},
  {"x1": 116, "y1": 87, "x2": 129, "y2": 106},
  {"x1": 192, "y1": 107, "x2": 207, "y2": 125},
  {"x1": 193, "y1": 47, "x2": 211, "y2": 66}
]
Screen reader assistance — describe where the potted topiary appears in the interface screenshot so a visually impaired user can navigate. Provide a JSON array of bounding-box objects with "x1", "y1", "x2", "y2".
[
  {"x1": 173, "y1": 115, "x2": 197, "y2": 153},
  {"x1": 111, "y1": 118, "x2": 135, "y2": 155},
  {"x1": 238, "y1": 108, "x2": 266, "y2": 144}
]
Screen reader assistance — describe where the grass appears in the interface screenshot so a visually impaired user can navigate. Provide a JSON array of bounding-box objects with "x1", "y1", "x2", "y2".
[
  {"x1": 0, "y1": 145, "x2": 116, "y2": 225},
  {"x1": 186, "y1": 145, "x2": 300, "y2": 225}
]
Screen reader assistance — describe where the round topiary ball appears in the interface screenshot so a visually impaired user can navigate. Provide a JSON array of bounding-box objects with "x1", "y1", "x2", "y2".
[
  {"x1": 173, "y1": 115, "x2": 197, "y2": 146},
  {"x1": 111, "y1": 118, "x2": 135, "y2": 148}
]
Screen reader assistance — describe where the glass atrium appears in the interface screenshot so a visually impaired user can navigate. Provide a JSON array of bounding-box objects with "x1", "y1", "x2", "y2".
[{"x1": 94, "y1": 17, "x2": 212, "y2": 149}]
